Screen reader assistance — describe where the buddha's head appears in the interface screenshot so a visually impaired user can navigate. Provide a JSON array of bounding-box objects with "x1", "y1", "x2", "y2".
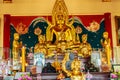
[
  {"x1": 14, "y1": 33, "x2": 19, "y2": 40},
  {"x1": 56, "y1": 13, "x2": 65, "y2": 26},
  {"x1": 103, "y1": 32, "x2": 108, "y2": 39},
  {"x1": 82, "y1": 34, "x2": 87, "y2": 43}
]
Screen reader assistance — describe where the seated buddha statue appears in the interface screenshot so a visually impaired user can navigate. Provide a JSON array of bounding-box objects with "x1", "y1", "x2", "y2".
[
  {"x1": 62, "y1": 55, "x2": 85, "y2": 80},
  {"x1": 78, "y1": 34, "x2": 92, "y2": 58},
  {"x1": 46, "y1": 12, "x2": 75, "y2": 44},
  {"x1": 34, "y1": 35, "x2": 47, "y2": 54},
  {"x1": 34, "y1": 34, "x2": 55, "y2": 58},
  {"x1": 101, "y1": 31, "x2": 111, "y2": 66}
]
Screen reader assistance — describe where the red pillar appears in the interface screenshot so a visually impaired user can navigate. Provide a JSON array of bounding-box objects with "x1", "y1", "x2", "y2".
[{"x1": 3, "y1": 14, "x2": 11, "y2": 59}]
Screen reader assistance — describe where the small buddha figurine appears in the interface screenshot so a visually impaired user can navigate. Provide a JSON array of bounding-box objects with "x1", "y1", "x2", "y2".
[
  {"x1": 79, "y1": 34, "x2": 92, "y2": 58},
  {"x1": 62, "y1": 55, "x2": 85, "y2": 80},
  {"x1": 101, "y1": 31, "x2": 111, "y2": 66}
]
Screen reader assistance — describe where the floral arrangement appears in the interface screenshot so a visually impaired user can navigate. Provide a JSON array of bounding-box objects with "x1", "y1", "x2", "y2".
[
  {"x1": 18, "y1": 74, "x2": 32, "y2": 80},
  {"x1": 0, "y1": 59, "x2": 8, "y2": 75},
  {"x1": 111, "y1": 69, "x2": 120, "y2": 80},
  {"x1": 27, "y1": 52, "x2": 33, "y2": 58}
]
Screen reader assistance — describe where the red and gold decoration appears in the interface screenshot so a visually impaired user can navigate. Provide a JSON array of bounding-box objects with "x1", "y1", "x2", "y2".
[
  {"x1": 87, "y1": 21, "x2": 100, "y2": 32},
  {"x1": 16, "y1": 22, "x2": 28, "y2": 35}
]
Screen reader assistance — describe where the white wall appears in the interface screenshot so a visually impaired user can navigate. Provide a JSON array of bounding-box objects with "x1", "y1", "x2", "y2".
[{"x1": 0, "y1": 0, "x2": 120, "y2": 48}]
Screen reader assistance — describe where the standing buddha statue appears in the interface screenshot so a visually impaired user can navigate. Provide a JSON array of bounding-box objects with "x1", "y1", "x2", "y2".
[
  {"x1": 101, "y1": 31, "x2": 111, "y2": 66},
  {"x1": 12, "y1": 33, "x2": 21, "y2": 70}
]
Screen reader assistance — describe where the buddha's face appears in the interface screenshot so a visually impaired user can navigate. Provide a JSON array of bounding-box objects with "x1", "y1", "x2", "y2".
[
  {"x1": 14, "y1": 33, "x2": 19, "y2": 40},
  {"x1": 103, "y1": 32, "x2": 108, "y2": 39},
  {"x1": 56, "y1": 14, "x2": 65, "y2": 25},
  {"x1": 82, "y1": 34, "x2": 87, "y2": 43}
]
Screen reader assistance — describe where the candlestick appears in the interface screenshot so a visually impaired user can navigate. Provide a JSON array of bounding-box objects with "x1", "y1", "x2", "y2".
[{"x1": 22, "y1": 46, "x2": 26, "y2": 72}]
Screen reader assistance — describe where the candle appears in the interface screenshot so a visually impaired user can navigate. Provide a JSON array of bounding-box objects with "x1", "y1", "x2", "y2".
[{"x1": 22, "y1": 46, "x2": 26, "y2": 72}]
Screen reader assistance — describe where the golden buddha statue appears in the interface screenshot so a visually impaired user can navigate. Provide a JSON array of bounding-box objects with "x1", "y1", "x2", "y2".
[
  {"x1": 12, "y1": 33, "x2": 20, "y2": 61},
  {"x1": 12, "y1": 33, "x2": 21, "y2": 70},
  {"x1": 46, "y1": 0, "x2": 76, "y2": 45},
  {"x1": 101, "y1": 31, "x2": 111, "y2": 66},
  {"x1": 34, "y1": 35, "x2": 46, "y2": 54},
  {"x1": 46, "y1": 13, "x2": 75, "y2": 44},
  {"x1": 34, "y1": 34, "x2": 55, "y2": 58},
  {"x1": 62, "y1": 55, "x2": 85, "y2": 80},
  {"x1": 79, "y1": 34, "x2": 92, "y2": 58}
]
